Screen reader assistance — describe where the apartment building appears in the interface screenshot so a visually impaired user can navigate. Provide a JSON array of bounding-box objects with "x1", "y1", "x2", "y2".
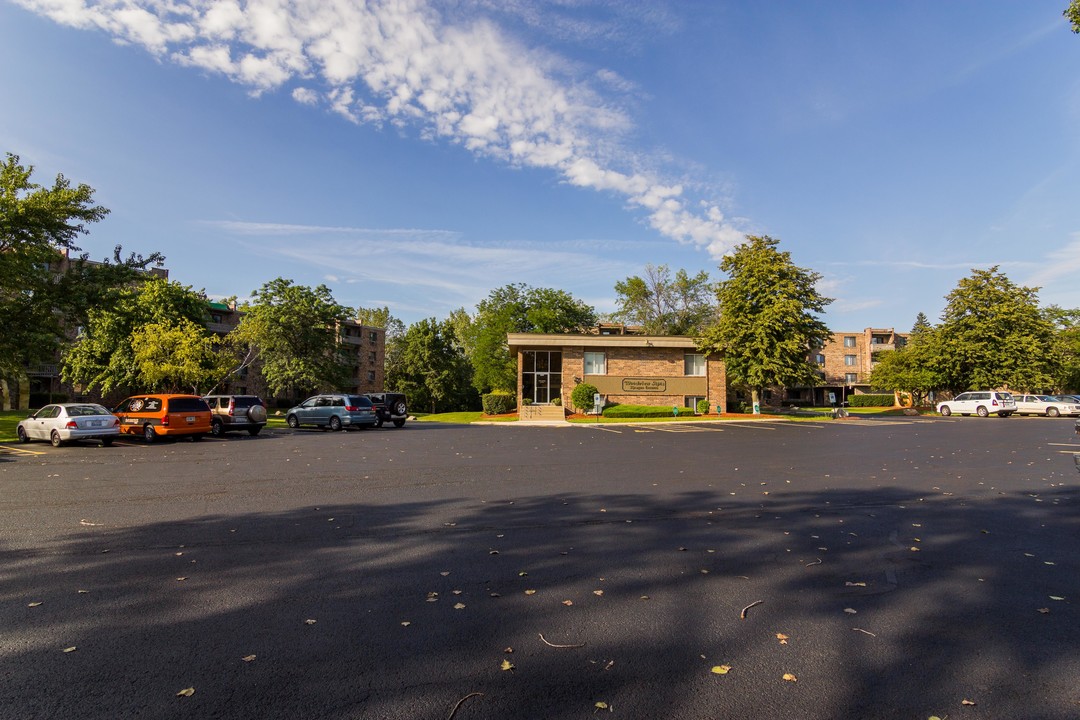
[
  {"x1": 795, "y1": 328, "x2": 908, "y2": 406},
  {"x1": 206, "y1": 301, "x2": 386, "y2": 400}
]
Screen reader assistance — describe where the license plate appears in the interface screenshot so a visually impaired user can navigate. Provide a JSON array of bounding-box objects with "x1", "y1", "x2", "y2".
[
  {"x1": 126, "y1": 418, "x2": 139, "y2": 424},
  {"x1": 90, "y1": 420, "x2": 101, "y2": 427},
  {"x1": 186, "y1": 416, "x2": 195, "y2": 423}
]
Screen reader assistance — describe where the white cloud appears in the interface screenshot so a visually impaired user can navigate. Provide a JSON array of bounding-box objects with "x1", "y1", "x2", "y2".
[
  {"x1": 16, "y1": 0, "x2": 746, "y2": 256},
  {"x1": 1025, "y1": 234, "x2": 1080, "y2": 288}
]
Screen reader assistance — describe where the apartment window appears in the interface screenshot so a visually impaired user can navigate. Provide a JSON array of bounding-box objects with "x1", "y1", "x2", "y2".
[
  {"x1": 815, "y1": 353, "x2": 825, "y2": 365},
  {"x1": 844, "y1": 336, "x2": 856, "y2": 348},
  {"x1": 584, "y1": 352, "x2": 606, "y2": 375},
  {"x1": 369, "y1": 331, "x2": 378, "y2": 345},
  {"x1": 367, "y1": 371, "x2": 376, "y2": 382},
  {"x1": 684, "y1": 353, "x2": 706, "y2": 376},
  {"x1": 368, "y1": 351, "x2": 377, "y2": 364},
  {"x1": 844, "y1": 355, "x2": 857, "y2": 366},
  {"x1": 845, "y1": 373, "x2": 858, "y2": 384}
]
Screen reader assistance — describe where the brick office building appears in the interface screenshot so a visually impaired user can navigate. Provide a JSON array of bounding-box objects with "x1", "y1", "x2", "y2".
[{"x1": 507, "y1": 326, "x2": 726, "y2": 416}]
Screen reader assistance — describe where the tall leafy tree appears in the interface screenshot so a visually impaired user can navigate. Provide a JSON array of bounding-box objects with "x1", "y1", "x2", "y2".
[
  {"x1": 131, "y1": 319, "x2": 231, "y2": 394},
  {"x1": 62, "y1": 278, "x2": 214, "y2": 394},
  {"x1": 0, "y1": 153, "x2": 161, "y2": 402},
  {"x1": 1042, "y1": 305, "x2": 1080, "y2": 392},
  {"x1": 935, "y1": 267, "x2": 1057, "y2": 392},
  {"x1": 612, "y1": 264, "x2": 715, "y2": 334},
  {"x1": 470, "y1": 284, "x2": 597, "y2": 393},
  {"x1": 697, "y1": 235, "x2": 832, "y2": 413},
  {"x1": 387, "y1": 318, "x2": 474, "y2": 413},
  {"x1": 231, "y1": 279, "x2": 353, "y2": 396}
]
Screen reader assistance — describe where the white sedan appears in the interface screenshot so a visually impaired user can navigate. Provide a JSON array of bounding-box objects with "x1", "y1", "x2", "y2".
[
  {"x1": 1014, "y1": 394, "x2": 1080, "y2": 417},
  {"x1": 16, "y1": 403, "x2": 120, "y2": 447}
]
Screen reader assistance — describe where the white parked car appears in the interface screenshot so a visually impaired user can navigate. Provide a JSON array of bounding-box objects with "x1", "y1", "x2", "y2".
[
  {"x1": 936, "y1": 391, "x2": 1016, "y2": 417},
  {"x1": 16, "y1": 403, "x2": 120, "y2": 447},
  {"x1": 1014, "y1": 394, "x2": 1080, "y2": 417}
]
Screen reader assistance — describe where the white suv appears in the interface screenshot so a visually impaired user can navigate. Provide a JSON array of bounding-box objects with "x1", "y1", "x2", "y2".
[{"x1": 937, "y1": 391, "x2": 1016, "y2": 417}]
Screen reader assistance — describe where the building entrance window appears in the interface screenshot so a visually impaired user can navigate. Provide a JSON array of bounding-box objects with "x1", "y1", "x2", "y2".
[{"x1": 522, "y1": 351, "x2": 562, "y2": 404}]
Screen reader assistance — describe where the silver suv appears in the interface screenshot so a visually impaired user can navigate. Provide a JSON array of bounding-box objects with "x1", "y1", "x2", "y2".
[
  {"x1": 936, "y1": 391, "x2": 1016, "y2": 417},
  {"x1": 203, "y1": 395, "x2": 268, "y2": 436}
]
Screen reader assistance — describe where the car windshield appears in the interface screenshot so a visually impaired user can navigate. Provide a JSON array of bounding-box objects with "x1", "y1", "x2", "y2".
[
  {"x1": 231, "y1": 397, "x2": 262, "y2": 408},
  {"x1": 347, "y1": 396, "x2": 373, "y2": 407}
]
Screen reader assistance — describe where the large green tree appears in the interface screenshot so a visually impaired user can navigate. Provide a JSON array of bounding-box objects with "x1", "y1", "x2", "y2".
[
  {"x1": 868, "y1": 315, "x2": 945, "y2": 407},
  {"x1": 231, "y1": 279, "x2": 353, "y2": 396},
  {"x1": 611, "y1": 264, "x2": 715, "y2": 335},
  {"x1": 387, "y1": 317, "x2": 474, "y2": 413},
  {"x1": 469, "y1": 284, "x2": 597, "y2": 393},
  {"x1": 0, "y1": 153, "x2": 161, "y2": 400},
  {"x1": 1042, "y1": 305, "x2": 1080, "y2": 392},
  {"x1": 697, "y1": 235, "x2": 832, "y2": 413},
  {"x1": 62, "y1": 278, "x2": 215, "y2": 394},
  {"x1": 131, "y1": 319, "x2": 232, "y2": 394},
  {"x1": 935, "y1": 267, "x2": 1057, "y2": 392}
]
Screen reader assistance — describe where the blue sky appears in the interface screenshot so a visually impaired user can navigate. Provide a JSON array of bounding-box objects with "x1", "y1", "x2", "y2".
[{"x1": 2, "y1": 0, "x2": 1078, "y2": 332}]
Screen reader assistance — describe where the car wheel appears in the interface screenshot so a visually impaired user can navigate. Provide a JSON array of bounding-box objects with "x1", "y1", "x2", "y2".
[
  {"x1": 144, "y1": 424, "x2": 157, "y2": 443},
  {"x1": 1048, "y1": 407, "x2": 1061, "y2": 417},
  {"x1": 50, "y1": 430, "x2": 63, "y2": 447},
  {"x1": 374, "y1": 416, "x2": 384, "y2": 428},
  {"x1": 1000, "y1": 412, "x2": 1012, "y2": 417},
  {"x1": 329, "y1": 416, "x2": 343, "y2": 431},
  {"x1": 392, "y1": 418, "x2": 406, "y2": 428},
  {"x1": 17, "y1": 426, "x2": 30, "y2": 443},
  {"x1": 101, "y1": 437, "x2": 113, "y2": 447},
  {"x1": 939, "y1": 406, "x2": 951, "y2": 416},
  {"x1": 248, "y1": 427, "x2": 262, "y2": 436},
  {"x1": 394, "y1": 401, "x2": 407, "y2": 415},
  {"x1": 211, "y1": 419, "x2": 224, "y2": 437},
  {"x1": 977, "y1": 406, "x2": 989, "y2": 417},
  {"x1": 287, "y1": 414, "x2": 299, "y2": 429}
]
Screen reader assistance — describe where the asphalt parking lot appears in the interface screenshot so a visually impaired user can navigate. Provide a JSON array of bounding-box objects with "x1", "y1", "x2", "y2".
[{"x1": 2, "y1": 416, "x2": 1079, "y2": 719}]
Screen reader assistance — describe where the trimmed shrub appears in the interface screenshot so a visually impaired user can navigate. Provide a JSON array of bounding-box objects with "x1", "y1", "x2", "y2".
[
  {"x1": 570, "y1": 383, "x2": 599, "y2": 412},
  {"x1": 552, "y1": 396, "x2": 561, "y2": 406},
  {"x1": 602, "y1": 404, "x2": 696, "y2": 418},
  {"x1": 848, "y1": 394, "x2": 895, "y2": 407},
  {"x1": 696, "y1": 398, "x2": 711, "y2": 414},
  {"x1": 482, "y1": 392, "x2": 516, "y2": 415}
]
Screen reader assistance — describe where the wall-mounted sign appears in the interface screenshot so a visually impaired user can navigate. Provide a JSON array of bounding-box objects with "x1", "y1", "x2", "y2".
[{"x1": 621, "y1": 378, "x2": 668, "y2": 393}]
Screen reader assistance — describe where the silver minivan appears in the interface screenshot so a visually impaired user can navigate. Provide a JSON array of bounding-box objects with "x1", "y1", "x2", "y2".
[
  {"x1": 936, "y1": 391, "x2": 1016, "y2": 417},
  {"x1": 285, "y1": 394, "x2": 378, "y2": 431}
]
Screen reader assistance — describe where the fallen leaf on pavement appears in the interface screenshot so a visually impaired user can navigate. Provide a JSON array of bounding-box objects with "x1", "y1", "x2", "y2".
[
  {"x1": 62, "y1": 647, "x2": 77, "y2": 653},
  {"x1": 242, "y1": 655, "x2": 256, "y2": 662},
  {"x1": 782, "y1": 673, "x2": 797, "y2": 682},
  {"x1": 176, "y1": 688, "x2": 195, "y2": 697},
  {"x1": 500, "y1": 659, "x2": 514, "y2": 671},
  {"x1": 711, "y1": 665, "x2": 731, "y2": 675}
]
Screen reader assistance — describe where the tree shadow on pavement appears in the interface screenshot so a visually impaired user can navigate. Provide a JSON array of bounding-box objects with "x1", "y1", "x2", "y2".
[{"x1": 2, "y1": 478, "x2": 1079, "y2": 720}]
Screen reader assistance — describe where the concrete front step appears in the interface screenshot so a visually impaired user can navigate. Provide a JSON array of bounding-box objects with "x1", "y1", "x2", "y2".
[{"x1": 518, "y1": 404, "x2": 565, "y2": 421}]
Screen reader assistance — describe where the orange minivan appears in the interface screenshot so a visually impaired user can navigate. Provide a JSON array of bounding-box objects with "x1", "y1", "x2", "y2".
[{"x1": 113, "y1": 394, "x2": 213, "y2": 442}]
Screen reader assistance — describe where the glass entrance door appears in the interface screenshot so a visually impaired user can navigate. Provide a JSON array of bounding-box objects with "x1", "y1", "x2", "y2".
[{"x1": 522, "y1": 351, "x2": 562, "y2": 404}]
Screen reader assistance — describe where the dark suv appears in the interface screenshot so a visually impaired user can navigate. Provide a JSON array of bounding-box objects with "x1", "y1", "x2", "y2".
[
  {"x1": 365, "y1": 392, "x2": 408, "y2": 428},
  {"x1": 203, "y1": 395, "x2": 268, "y2": 437}
]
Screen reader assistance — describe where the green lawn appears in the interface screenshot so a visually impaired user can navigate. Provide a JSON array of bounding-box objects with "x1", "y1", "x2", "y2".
[
  {"x1": 415, "y1": 411, "x2": 516, "y2": 423},
  {"x1": 0, "y1": 409, "x2": 30, "y2": 443}
]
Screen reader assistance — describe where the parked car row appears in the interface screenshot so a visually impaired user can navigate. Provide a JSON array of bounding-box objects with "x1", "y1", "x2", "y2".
[
  {"x1": 936, "y1": 390, "x2": 1080, "y2": 418},
  {"x1": 16, "y1": 391, "x2": 408, "y2": 447}
]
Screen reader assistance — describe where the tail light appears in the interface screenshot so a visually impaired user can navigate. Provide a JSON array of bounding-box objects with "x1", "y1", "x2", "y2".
[
  {"x1": 992, "y1": 398, "x2": 998, "y2": 406},
  {"x1": 228, "y1": 399, "x2": 235, "y2": 416},
  {"x1": 65, "y1": 420, "x2": 78, "y2": 429},
  {"x1": 111, "y1": 417, "x2": 119, "y2": 427},
  {"x1": 162, "y1": 415, "x2": 170, "y2": 426},
  {"x1": 345, "y1": 405, "x2": 359, "y2": 411}
]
